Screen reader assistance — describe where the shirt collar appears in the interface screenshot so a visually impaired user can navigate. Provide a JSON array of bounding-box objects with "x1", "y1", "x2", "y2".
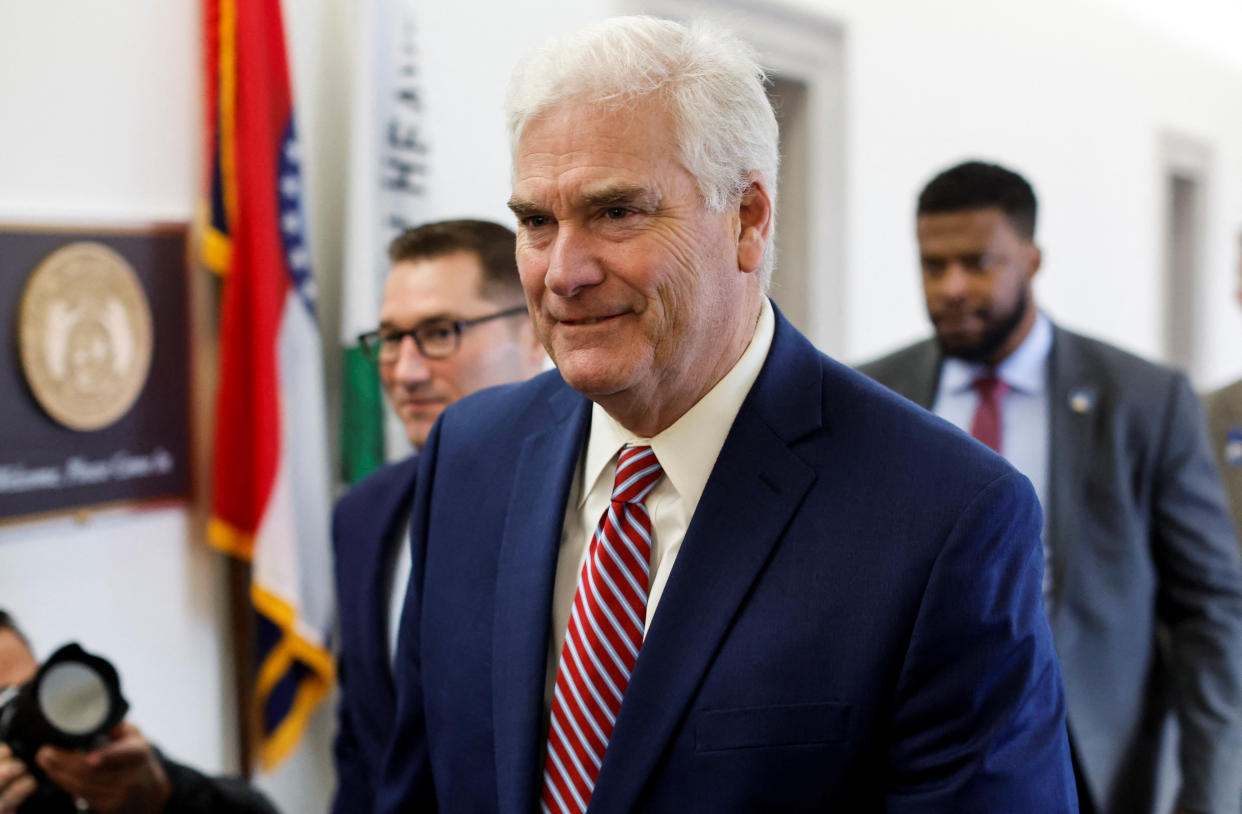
[
  {"x1": 941, "y1": 310, "x2": 1052, "y2": 395},
  {"x1": 579, "y1": 297, "x2": 776, "y2": 509}
]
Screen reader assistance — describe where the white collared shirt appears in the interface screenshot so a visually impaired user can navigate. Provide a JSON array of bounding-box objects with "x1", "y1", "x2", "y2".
[
  {"x1": 543, "y1": 298, "x2": 776, "y2": 710},
  {"x1": 933, "y1": 310, "x2": 1053, "y2": 542},
  {"x1": 388, "y1": 514, "x2": 413, "y2": 671}
]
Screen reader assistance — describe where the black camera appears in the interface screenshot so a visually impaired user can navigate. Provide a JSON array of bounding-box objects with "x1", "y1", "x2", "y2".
[{"x1": 0, "y1": 643, "x2": 128, "y2": 813}]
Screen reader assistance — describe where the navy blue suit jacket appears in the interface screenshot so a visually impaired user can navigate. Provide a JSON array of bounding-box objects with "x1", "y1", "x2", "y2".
[
  {"x1": 331, "y1": 455, "x2": 419, "y2": 814},
  {"x1": 377, "y1": 308, "x2": 1077, "y2": 812}
]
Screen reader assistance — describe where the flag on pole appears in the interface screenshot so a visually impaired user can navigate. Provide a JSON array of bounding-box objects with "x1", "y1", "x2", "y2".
[
  {"x1": 340, "y1": 0, "x2": 431, "y2": 482},
  {"x1": 201, "y1": 0, "x2": 335, "y2": 770}
]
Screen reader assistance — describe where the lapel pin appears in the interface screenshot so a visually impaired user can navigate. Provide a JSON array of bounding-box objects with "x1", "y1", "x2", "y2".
[
  {"x1": 1068, "y1": 387, "x2": 1094, "y2": 414},
  {"x1": 1226, "y1": 427, "x2": 1242, "y2": 468}
]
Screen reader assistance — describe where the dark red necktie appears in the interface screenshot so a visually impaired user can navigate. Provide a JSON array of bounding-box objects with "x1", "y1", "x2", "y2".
[{"x1": 970, "y1": 375, "x2": 1009, "y2": 453}]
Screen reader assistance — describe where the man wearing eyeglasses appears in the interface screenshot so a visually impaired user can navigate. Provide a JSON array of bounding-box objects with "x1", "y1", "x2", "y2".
[{"x1": 330, "y1": 219, "x2": 545, "y2": 814}]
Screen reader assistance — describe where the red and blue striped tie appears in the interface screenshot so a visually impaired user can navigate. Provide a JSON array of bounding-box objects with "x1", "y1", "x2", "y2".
[{"x1": 540, "y1": 445, "x2": 664, "y2": 814}]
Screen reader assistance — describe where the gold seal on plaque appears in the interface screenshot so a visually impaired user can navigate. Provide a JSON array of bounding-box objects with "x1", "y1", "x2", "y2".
[{"x1": 18, "y1": 242, "x2": 154, "y2": 431}]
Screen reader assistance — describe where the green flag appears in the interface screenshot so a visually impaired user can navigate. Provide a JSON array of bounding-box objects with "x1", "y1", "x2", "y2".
[{"x1": 340, "y1": 0, "x2": 429, "y2": 483}]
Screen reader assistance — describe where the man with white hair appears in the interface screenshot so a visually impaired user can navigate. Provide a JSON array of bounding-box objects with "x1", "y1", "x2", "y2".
[{"x1": 377, "y1": 16, "x2": 1076, "y2": 813}]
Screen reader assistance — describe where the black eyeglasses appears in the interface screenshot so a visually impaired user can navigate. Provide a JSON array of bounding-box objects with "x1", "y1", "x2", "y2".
[{"x1": 358, "y1": 305, "x2": 528, "y2": 362}]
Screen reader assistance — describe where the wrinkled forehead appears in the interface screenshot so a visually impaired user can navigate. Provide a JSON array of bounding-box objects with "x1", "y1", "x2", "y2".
[{"x1": 514, "y1": 98, "x2": 681, "y2": 184}]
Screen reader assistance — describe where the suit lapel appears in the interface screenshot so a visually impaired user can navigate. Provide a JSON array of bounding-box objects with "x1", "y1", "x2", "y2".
[
  {"x1": 492, "y1": 386, "x2": 591, "y2": 814},
  {"x1": 1046, "y1": 327, "x2": 1097, "y2": 616},
  {"x1": 587, "y1": 310, "x2": 822, "y2": 814}
]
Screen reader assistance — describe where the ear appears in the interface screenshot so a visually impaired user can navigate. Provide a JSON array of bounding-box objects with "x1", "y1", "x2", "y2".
[
  {"x1": 736, "y1": 173, "x2": 774, "y2": 275},
  {"x1": 1026, "y1": 243, "x2": 1043, "y2": 283}
]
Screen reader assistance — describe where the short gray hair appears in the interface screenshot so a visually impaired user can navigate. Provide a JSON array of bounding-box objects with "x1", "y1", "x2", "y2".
[{"x1": 505, "y1": 15, "x2": 779, "y2": 287}]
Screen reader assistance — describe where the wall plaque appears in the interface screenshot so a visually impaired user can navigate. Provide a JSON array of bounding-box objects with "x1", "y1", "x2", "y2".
[{"x1": 1, "y1": 225, "x2": 190, "y2": 521}]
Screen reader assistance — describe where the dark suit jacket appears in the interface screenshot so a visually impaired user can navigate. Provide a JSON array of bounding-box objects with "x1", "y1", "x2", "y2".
[
  {"x1": 331, "y1": 456, "x2": 420, "y2": 814},
  {"x1": 1205, "y1": 378, "x2": 1242, "y2": 545},
  {"x1": 375, "y1": 308, "x2": 1076, "y2": 813},
  {"x1": 861, "y1": 325, "x2": 1242, "y2": 814}
]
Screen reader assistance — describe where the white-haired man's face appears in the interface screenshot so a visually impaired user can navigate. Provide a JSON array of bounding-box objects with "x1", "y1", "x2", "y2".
[{"x1": 509, "y1": 96, "x2": 770, "y2": 435}]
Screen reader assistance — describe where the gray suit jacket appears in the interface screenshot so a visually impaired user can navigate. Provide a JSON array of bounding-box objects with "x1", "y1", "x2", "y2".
[
  {"x1": 1205, "y1": 379, "x2": 1242, "y2": 546},
  {"x1": 860, "y1": 325, "x2": 1242, "y2": 814}
]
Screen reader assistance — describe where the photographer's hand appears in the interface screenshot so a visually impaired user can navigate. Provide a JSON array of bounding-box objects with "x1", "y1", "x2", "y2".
[
  {"x1": 0, "y1": 744, "x2": 36, "y2": 814},
  {"x1": 36, "y1": 722, "x2": 172, "y2": 814}
]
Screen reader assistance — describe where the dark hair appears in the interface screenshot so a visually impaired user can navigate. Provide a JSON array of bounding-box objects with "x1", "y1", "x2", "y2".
[
  {"x1": 387, "y1": 219, "x2": 522, "y2": 304},
  {"x1": 0, "y1": 609, "x2": 29, "y2": 648},
  {"x1": 917, "y1": 160, "x2": 1038, "y2": 240}
]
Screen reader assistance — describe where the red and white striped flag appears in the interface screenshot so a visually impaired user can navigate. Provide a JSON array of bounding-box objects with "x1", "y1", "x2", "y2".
[{"x1": 201, "y1": 0, "x2": 334, "y2": 770}]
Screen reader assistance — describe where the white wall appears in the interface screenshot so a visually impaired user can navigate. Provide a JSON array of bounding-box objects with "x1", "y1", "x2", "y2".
[
  {"x1": 0, "y1": 507, "x2": 233, "y2": 770},
  {"x1": 0, "y1": 2, "x2": 199, "y2": 222},
  {"x1": 2, "y1": 2, "x2": 1241, "y2": 813},
  {"x1": 0, "y1": 0, "x2": 235, "y2": 777}
]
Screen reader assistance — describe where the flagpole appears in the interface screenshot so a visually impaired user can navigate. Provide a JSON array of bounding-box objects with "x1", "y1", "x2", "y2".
[
  {"x1": 192, "y1": 199, "x2": 256, "y2": 777},
  {"x1": 226, "y1": 557, "x2": 256, "y2": 777}
]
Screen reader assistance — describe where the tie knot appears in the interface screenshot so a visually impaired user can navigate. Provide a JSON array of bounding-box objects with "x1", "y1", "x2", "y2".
[
  {"x1": 611, "y1": 446, "x2": 663, "y2": 505},
  {"x1": 973, "y1": 375, "x2": 1009, "y2": 402}
]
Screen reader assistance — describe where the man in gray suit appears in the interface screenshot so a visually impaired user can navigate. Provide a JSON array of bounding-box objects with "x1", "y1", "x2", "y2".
[
  {"x1": 860, "y1": 160, "x2": 1242, "y2": 814},
  {"x1": 1204, "y1": 239, "x2": 1242, "y2": 544}
]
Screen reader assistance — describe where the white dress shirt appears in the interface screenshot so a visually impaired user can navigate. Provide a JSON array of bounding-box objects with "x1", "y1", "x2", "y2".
[
  {"x1": 543, "y1": 298, "x2": 776, "y2": 710},
  {"x1": 387, "y1": 514, "x2": 413, "y2": 670}
]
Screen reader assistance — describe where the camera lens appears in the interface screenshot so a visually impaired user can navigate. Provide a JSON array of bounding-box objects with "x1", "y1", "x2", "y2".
[{"x1": 37, "y1": 661, "x2": 110, "y2": 735}]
